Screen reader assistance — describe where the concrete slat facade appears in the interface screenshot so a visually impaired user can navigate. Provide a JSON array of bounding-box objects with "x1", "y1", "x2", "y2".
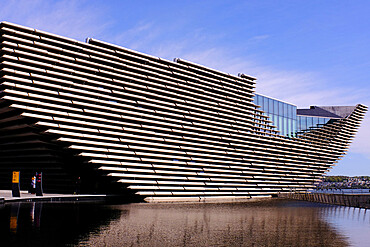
[{"x1": 0, "y1": 22, "x2": 367, "y2": 202}]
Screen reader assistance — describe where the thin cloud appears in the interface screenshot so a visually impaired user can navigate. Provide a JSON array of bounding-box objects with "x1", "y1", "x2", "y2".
[
  {"x1": 110, "y1": 22, "x2": 162, "y2": 52},
  {"x1": 0, "y1": 0, "x2": 109, "y2": 41},
  {"x1": 249, "y1": 34, "x2": 270, "y2": 41}
]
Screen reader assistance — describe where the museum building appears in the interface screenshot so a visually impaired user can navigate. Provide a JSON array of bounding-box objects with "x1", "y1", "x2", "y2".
[{"x1": 0, "y1": 22, "x2": 367, "y2": 202}]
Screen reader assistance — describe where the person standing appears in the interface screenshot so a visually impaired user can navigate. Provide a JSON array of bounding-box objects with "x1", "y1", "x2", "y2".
[{"x1": 30, "y1": 176, "x2": 36, "y2": 194}]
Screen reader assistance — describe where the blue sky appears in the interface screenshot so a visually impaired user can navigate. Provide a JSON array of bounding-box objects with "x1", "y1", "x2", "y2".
[{"x1": 1, "y1": 0, "x2": 369, "y2": 176}]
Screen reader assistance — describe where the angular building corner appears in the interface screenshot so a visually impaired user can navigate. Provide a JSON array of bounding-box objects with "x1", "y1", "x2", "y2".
[{"x1": 0, "y1": 21, "x2": 367, "y2": 202}]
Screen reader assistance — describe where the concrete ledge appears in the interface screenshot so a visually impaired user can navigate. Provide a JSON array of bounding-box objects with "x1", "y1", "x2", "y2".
[
  {"x1": 4, "y1": 195, "x2": 107, "y2": 203},
  {"x1": 0, "y1": 190, "x2": 106, "y2": 203},
  {"x1": 144, "y1": 195, "x2": 272, "y2": 203}
]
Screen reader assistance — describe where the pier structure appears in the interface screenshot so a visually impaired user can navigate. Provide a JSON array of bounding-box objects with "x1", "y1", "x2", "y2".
[{"x1": 280, "y1": 192, "x2": 370, "y2": 209}]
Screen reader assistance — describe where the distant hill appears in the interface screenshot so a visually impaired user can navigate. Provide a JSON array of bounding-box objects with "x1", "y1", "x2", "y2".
[{"x1": 316, "y1": 176, "x2": 370, "y2": 189}]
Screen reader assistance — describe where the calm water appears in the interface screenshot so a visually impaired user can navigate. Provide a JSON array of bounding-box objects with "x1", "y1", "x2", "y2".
[{"x1": 0, "y1": 199, "x2": 369, "y2": 247}]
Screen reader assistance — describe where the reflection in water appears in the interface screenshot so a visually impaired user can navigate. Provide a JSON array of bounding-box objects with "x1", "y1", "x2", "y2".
[
  {"x1": 79, "y1": 200, "x2": 350, "y2": 247},
  {"x1": 322, "y1": 206, "x2": 370, "y2": 247},
  {"x1": 0, "y1": 199, "x2": 369, "y2": 246},
  {"x1": 9, "y1": 203, "x2": 20, "y2": 234},
  {"x1": 30, "y1": 202, "x2": 42, "y2": 229},
  {"x1": 0, "y1": 202, "x2": 122, "y2": 247}
]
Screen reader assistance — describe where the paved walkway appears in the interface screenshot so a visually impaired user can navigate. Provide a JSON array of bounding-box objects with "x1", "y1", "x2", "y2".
[{"x1": 0, "y1": 190, "x2": 106, "y2": 203}]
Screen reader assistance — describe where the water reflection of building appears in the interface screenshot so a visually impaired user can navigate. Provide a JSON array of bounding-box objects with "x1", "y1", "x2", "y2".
[
  {"x1": 9, "y1": 202, "x2": 20, "y2": 234},
  {"x1": 0, "y1": 202, "x2": 122, "y2": 246},
  {"x1": 79, "y1": 201, "x2": 349, "y2": 247},
  {"x1": 0, "y1": 21, "x2": 367, "y2": 202},
  {"x1": 2, "y1": 200, "x2": 369, "y2": 246}
]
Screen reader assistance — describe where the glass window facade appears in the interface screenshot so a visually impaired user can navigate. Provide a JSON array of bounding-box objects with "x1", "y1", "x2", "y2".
[
  {"x1": 253, "y1": 94, "x2": 297, "y2": 137},
  {"x1": 296, "y1": 116, "x2": 331, "y2": 132},
  {"x1": 254, "y1": 94, "x2": 333, "y2": 137}
]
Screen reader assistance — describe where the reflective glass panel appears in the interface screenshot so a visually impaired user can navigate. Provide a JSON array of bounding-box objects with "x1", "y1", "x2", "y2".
[
  {"x1": 279, "y1": 116, "x2": 283, "y2": 135},
  {"x1": 273, "y1": 115, "x2": 278, "y2": 127},
  {"x1": 289, "y1": 105, "x2": 293, "y2": 119},
  {"x1": 268, "y1": 113, "x2": 273, "y2": 122},
  {"x1": 274, "y1": 100, "x2": 278, "y2": 115},
  {"x1": 284, "y1": 118, "x2": 287, "y2": 136},
  {"x1": 263, "y1": 97, "x2": 268, "y2": 112},
  {"x1": 283, "y1": 104, "x2": 288, "y2": 118},
  {"x1": 308, "y1": 117, "x2": 313, "y2": 129},
  {"x1": 288, "y1": 119, "x2": 292, "y2": 137},
  {"x1": 279, "y1": 102, "x2": 284, "y2": 117},
  {"x1": 313, "y1": 117, "x2": 319, "y2": 127},
  {"x1": 257, "y1": 95, "x2": 262, "y2": 107},
  {"x1": 301, "y1": 116, "x2": 307, "y2": 130},
  {"x1": 269, "y1": 99, "x2": 274, "y2": 114},
  {"x1": 292, "y1": 120, "x2": 297, "y2": 135}
]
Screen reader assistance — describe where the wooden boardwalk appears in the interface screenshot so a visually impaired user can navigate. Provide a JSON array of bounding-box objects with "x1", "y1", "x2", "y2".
[{"x1": 280, "y1": 192, "x2": 370, "y2": 209}]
